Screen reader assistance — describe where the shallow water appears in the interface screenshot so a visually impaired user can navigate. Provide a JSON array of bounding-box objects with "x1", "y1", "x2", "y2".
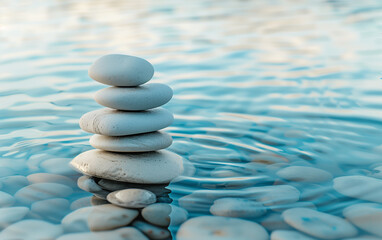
[{"x1": 1, "y1": 0, "x2": 382, "y2": 239}]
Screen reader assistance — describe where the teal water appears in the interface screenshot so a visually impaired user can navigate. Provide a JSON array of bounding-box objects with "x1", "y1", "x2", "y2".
[{"x1": 1, "y1": 0, "x2": 382, "y2": 239}]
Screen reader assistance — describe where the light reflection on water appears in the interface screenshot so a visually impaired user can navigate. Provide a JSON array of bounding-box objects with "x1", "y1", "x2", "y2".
[{"x1": 1, "y1": 0, "x2": 382, "y2": 239}]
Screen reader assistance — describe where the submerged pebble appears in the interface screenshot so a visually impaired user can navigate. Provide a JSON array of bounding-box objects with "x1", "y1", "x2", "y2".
[
  {"x1": 0, "y1": 175, "x2": 29, "y2": 195},
  {"x1": 210, "y1": 197, "x2": 266, "y2": 218},
  {"x1": 177, "y1": 216, "x2": 269, "y2": 240},
  {"x1": 62, "y1": 204, "x2": 138, "y2": 232},
  {"x1": 107, "y1": 189, "x2": 156, "y2": 208},
  {"x1": 27, "y1": 173, "x2": 76, "y2": 188},
  {"x1": 0, "y1": 191, "x2": 15, "y2": 207},
  {"x1": 276, "y1": 166, "x2": 333, "y2": 182},
  {"x1": 132, "y1": 220, "x2": 170, "y2": 240},
  {"x1": 271, "y1": 230, "x2": 316, "y2": 240},
  {"x1": 0, "y1": 220, "x2": 63, "y2": 240},
  {"x1": 0, "y1": 207, "x2": 29, "y2": 229},
  {"x1": 343, "y1": 203, "x2": 382, "y2": 237},
  {"x1": 57, "y1": 227, "x2": 149, "y2": 240},
  {"x1": 31, "y1": 198, "x2": 70, "y2": 222},
  {"x1": 141, "y1": 203, "x2": 188, "y2": 227},
  {"x1": 15, "y1": 183, "x2": 73, "y2": 205},
  {"x1": 282, "y1": 208, "x2": 358, "y2": 239}
]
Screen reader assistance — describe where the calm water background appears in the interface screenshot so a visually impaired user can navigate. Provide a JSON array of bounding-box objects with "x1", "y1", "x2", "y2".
[{"x1": 1, "y1": 0, "x2": 382, "y2": 238}]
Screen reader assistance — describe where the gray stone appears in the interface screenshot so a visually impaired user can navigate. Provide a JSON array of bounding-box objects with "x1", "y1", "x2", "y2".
[
  {"x1": 107, "y1": 189, "x2": 156, "y2": 208},
  {"x1": 31, "y1": 198, "x2": 70, "y2": 221},
  {"x1": 90, "y1": 131, "x2": 172, "y2": 152},
  {"x1": 40, "y1": 158, "x2": 77, "y2": 176},
  {"x1": 27, "y1": 173, "x2": 76, "y2": 188},
  {"x1": 97, "y1": 178, "x2": 170, "y2": 196},
  {"x1": 80, "y1": 108, "x2": 173, "y2": 136},
  {"x1": 0, "y1": 191, "x2": 15, "y2": 207},
  {"x1": 271, "y1": 230, "x2": 317, "y2": 240},
  {"x1": 177, "y1": 216, "x2": 269, "y2": 240},
  {"x1": 276, "y1": 166, "x2": 333, "y2": 182},
  {"x1": 0, "y1": 220, "x2": 63, "y2": 240},
  {"x1": 132, "y1": 220, "x2": 171, "y2": 240},
  {"x1": 95, "y1": 83, "x2": 172, "y2": 110},
  {"x1": 0, "y1": 207, "x2": 29, "y2": 229},
  {"x1": 210, "y1": 197, "x2": 266, "y2": 218},
  {"x1": 343, "y1": 203, "x2": 382, "y2": 237},
  {"x1": 0, "y1": 175, "x2": 29, "y2": 195},
  {"x1": 15, "y1": 183, "x2": 73, "y2": 205},
  {"x1": 89, "y1": 54, "x2": 154, "y2": 87},
  {"x1": 57, "y1": 227, "x2": 149, "y2": 240},
  {"x1": 142, "y1": 203, "x2": 188, "y2": 227}
]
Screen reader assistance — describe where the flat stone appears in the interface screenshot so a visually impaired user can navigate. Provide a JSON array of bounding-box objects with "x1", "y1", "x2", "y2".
[
  {"x1": 210, "y1": 197, "x2": 266, "y2": 218},
  {"x1": 132, "y1": 220, "x2": 170, "y2": 240},
  {"x1": 333, "y1": 175, "x2": 382, "y2": 203},
  {"x1": 0, "y1": 220, "x2": 63, "y2": 240},
  {"x1": 271, "y1": 230, "x2": 316, "y2": 240},
  {"x1": 260, "y1": 213, "x2": 292, "y2": 231},
  {"x1": 57, "y1": 227, "x2": 149, "y2": 240},
  {"x1": 142, "y1": 203, "x2": 188, "y2": 227},
  {"x1": 40, "y1": 158, "x2": 77, "y2": 176},
  {"x1": 0, "y1": 207, "x2": 29, "y2": 229},
  {"x1": 276, "y1": 166, "x2": 333, "y2": 182},
  {"x1": 0, "y1": 191, "x2": 15, "y2": 207},
  {"x1": 77, "y1": 175, "x2": 103, "y2": 192},
  {"x1": 89, "y1": 54, "x2": 154, "y2": 86},
  {"x1": 71, "y1": 149, "x2": 183, "y2": 184},
  {"x1": 107, "y1": 189, "x2": 156, "y2": 208},
  {"x1": 90, "y1": 131, "x2": 172, "y2": 152},
  {"x1": 31, "y1": 198, "x2": 70, "y2": 222},
  {"x1": 62, "y1": 204, "x2": 138, "y2": 232},
  {"x1": 79, "y1": 108, "x2": 173, "y2": 136},
  {"x1": 15, "y1": 183, "x2": 73, "y2": 205},
  {"x1": 97, "y1": 178, "x2": 170, "y2": 196},
  {"x1": 70, "y1": 196, "x2": 93, "y2": 211},
  {"x1": 0, "y1": 175, "x2": 29, "y2": 195},
  {"x1": 282, "y1": 208, "x2": 358, "y2": 239},
  {"x1": 27, "y1": 173, "x2": 76, "y2": 188},
  {"x1": 177, "y1": 216, "x2": 269, "y2": 240},
  {"x1": 343, "y1": 203, "x2": 382, "y2": 237},
  {"x1": 95, "y1": 83, "x2": 172, "y2": 111}
]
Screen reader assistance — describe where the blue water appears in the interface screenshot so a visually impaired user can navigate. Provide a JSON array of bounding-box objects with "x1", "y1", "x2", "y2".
[{"x1": 1, "y1": 0, "x2": 382, "y2": 239}]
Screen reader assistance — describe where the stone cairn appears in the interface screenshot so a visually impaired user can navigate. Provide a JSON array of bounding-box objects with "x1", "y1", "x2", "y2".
[{"x1": 69, "y1": 54, "x2": 186, "y2": 237}]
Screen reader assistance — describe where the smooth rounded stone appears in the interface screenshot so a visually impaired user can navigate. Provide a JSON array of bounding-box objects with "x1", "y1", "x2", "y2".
[
  {"x1": 107, "y1": 189, "x2": 156, "y2": 208},
  {"x1": 260, "y1": 213, "x2": 292, "y2": 231},
  {"x1": 40, "y1": 158, "x2": 77, "y2": 176},
  {"x1": 276, "y1": 166, "x2": 333, "y2": 182},
  {"x1": 333, "y1": 175, "x2": 382, "y2": 203},
  {"x1": 27, "y1": 173, "x2": 76, "y2": 188},
  {"x1": 31, "y1": 198, "x2": 70, "y2": 221},
  {"x1": 62, "y1": 204, "x2": 138, "y2": 232},
  {"x1": 269, "y1": 201, "x2": 316, "y2": 212},
  {"x1": 97, "y1": 178, "x2": 170, "y2": 196},
  {"x1": 282, "y1": 208, "x2": 358, "y2": 239},
  {"x1": 95, "y1": 83, "x2": 172, "y2": 111},
  {"x1": 0, "y1": 220, "x2": 63, "y2": 240},
  {"x1": 0, "y1": 207, "x2": 29, "y2": 228},
  {"x1": 79, "y1": 108, "x2": 173, "y2": 136},
  {"x1": 177, "y1": 216, "x2": 269, "y2": 240},
  {"x1": 90, "y1": 131, "x2": 173, "y2": 153},
  {"x1": 210, "y1": 197, "x2": 266, "y2": 218},
  {"x1": 0, "y1": 167, "x2": 15, "y2": 178},
  {"x1": 271, "y1": 230, "x2": 316, "y2": 240},
  {"x1": 142, "y1": 203, "x2": 189, "y2": 227},
  {"x1": 249, "y1": 185, "x2": 300, "y2": 206},
  {"x1": 89, "y1": 54, "x2": 154, "y2": 87},
  {"x1": 132, "y1": 220, "x2": 170, "y2": 240},
  {"x1": 77, "y1": 175, "x2": 103, "y2": 192},
  {"x1": 370, "y1": 165, "x2": 382, "y2": 179},
  {"x1": 343, "y1": 237, "x2": 382, "y2": 240},
  {"x1": 15, "y1": 183, "x2": 73, "y2": 205},
  {"x1": 343, "y1": 203, "x2": 382, "y2": 237},
  {"x1": 0, "y1": 175, "x2": 29, "y2": 195},
  {"x1": 70, "y1": 196, "x2": 93, "y2": 210},
  {"x1": 71, "y1": 149, "x2": 183, "y2": 184},
  {"x1": 0, "y1": 191, "x2": 15, "y2": 207},
  {"x1": 57, "y1": 227, "x2": 149, "y2": 240}
]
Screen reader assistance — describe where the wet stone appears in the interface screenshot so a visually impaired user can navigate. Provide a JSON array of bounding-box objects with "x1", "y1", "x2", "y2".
[
  {"x1": 77, "y1": 175, "x2": 104, "y2": 193},
  {"x1": 0, "y1": 220, "x2": 63, "y2": 240},
  {"x1": 177, "y1": 216, "x2": 269, "y2": 240},
  {"x1": 70, "y1": 196, "x2": 93, "y2": 211},
  {"x1": 107, "y1": 189, "x2": 156, "y2": 208},
  {"x1": 142, "y1": 203, "x2": 189, "y2": 227},
  {"x1": 210, "y1": 197, "x2": 267, "y2": 218},
  {"x1": 0, "y1": 207, "x2": 29, "y2": 229},
  {"x1": 271, "y1": 230, "x2": 316, "y2": 240},
  {"x1": 0, "y1": 191, "x2": 15, "y2": 207},
  {"x1": 260, "y1": 213, "x2": 292, "y2": 231},
  {"x1": 97, "y1": 178, "x2": 170, "y2": 196},
  {"x1": 276, "y1": 166, "x2": 333, "y2": 182},
  {"x1": 27, "y1": 173, "x2": 76, "y2": 188},
  {"x1": 31, "y1": 198, "x2": 70, "y2": 222},
  {"x1": 57, "y1": 227, "x2": 149, "y2": 240},
  {"x1": 282, "y1": 208, "x2": 358, "y2": 239},
  {"x1": 0, "y1": 175, "x2": 29, "y2": 195},
  {"x1": 62, "y1": 204, "x2": 138, "y2": 232},
  {"x1": 132, "y1": 220, "x2": 171, "y2": 240},
  {"x1": 15, "y1": 183, "x2": 73, "y2": 205},
  {"x1": 343, "y1": 203, "x2": 382, "y2": 237},
  {"x1": 40, "y1": 158, "x2": 77, "y2": 176}
]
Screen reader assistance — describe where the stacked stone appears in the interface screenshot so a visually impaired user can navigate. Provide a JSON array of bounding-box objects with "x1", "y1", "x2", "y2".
[{"x1": 70, "y1": 54, "x2": 184, "y2": 207}]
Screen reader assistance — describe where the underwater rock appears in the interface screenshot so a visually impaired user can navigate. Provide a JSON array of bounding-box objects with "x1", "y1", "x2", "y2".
[
  {"x1": 57, "y1": 227, "x2": 149, "y2": 240},
  {"x1": 0, "y1": 207, "x2": 29, "y2": 229},
  {"x1": 270, "y1": 230, "x2": 316, "y2": 240},
  {"x1": 132, "y1": 220, "x2": 171, "y2": 240},
  {"x1": 14, "y1": 183, "x2": 73, "y2": 205},
  {"x1": 210, "y1": 197, "x2": 266, "y2": 218},
  {"x1": 343, "y1": 203, "x2": 382, "y2": 237},
  {"x1": 107, "y1": 189, "x2": 156, "y2": 208},
  {"x1": 0, "y1": 220, "x2": 63, "y2": 240},
  {"x1": 0, "y1": 191, "x2": 15, "y2": 207},
  {"x1": 276, "y1": 166, "x2": 333, "y2": 182},
  {"x1": 141, "y1": 203, "x2": 188, "y2": 227}
]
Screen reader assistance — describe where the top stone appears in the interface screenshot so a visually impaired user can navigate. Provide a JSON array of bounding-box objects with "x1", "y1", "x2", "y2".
[{"x1": 89, "y1": 54, "x2": 154, "y2": 86}]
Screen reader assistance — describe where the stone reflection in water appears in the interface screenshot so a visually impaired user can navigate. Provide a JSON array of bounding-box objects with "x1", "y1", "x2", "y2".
[{"x1": 65, "y1": 54, "x2": 186, "y2": 239}]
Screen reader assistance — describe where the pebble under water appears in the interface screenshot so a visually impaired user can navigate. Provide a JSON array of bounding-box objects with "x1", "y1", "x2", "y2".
[{"x1": 1, "y1": 0, "x2": 382, "y2": 239}]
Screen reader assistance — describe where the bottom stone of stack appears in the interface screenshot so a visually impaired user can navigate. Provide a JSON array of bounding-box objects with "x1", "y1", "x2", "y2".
[{"x1": 70, "y1": 149, "x2": 184, "y2": 184}]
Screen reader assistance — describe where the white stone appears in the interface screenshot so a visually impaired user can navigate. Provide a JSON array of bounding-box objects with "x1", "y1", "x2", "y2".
[
  {"x1": 27, "y1": 173, "x2": 76, "y2": 188},
  {"x1": 70, "y1": 149, "x2": 183, "y2": 184},
  {"x1": 79, "y1": 108, "x2": 173, "y2": 136},
  {"x1": 210, "y1": 198, "x2": 266, "y2": 218},
  {"x1": 260, "y1": 213, "x2": 292, "y2": 231},
  {"x1": 57, "y1": 227, "x2": 148, "y2": 240},
  {"x1": 333, "y1": 175, "x2": 382, "y2": 203},
  {"x1": 142, "y1": 203, "x2": 188, "y2": 227},
  {"x1": 0, "y1": 220, "x2": 63, "y2": 240},
  {"x1": 132, "y1": 220, "x2": 171, "y2": 240},
  {"x1": 343, "y1": 203, "x2": 382, "y2": 237},
  {"x1": 276, "y1": 166, "x2": 333, "y2": 182},
  {"x1": 107, "y1": 189, "x2": 156, "y2": 208},
  {"x1": 0, "y1": 207, "x2": 29, "y2": 228},
  {"x1": 89, "y1": 54, "x2": 154, "y2": 87},
  {"x1": 90, "y1": 131, "x2": 172, "y2": 152},
  {"x1": 177, "y1": 216, "x2": 269, "y2": 240},
  {"x1": 62, "y1": 204, "x2": 138, "y2": 232},
  {"x1": 31, "y1": 198, "x2": 70, "y2": 221},
  {"x1": 0, "y1": 175, "x2": 29, "y2": 195},
  {"x1": 40, "y1": 158, "x2": 77, "y2": 176},
  {"x1": 0, "y1": 191, "x2": 15, "y2": 207},
  {"x1": 271, "y1": 230, "x2": 316, "y2": 240},
  {"x1": 97, "y1": 178, "x2": 170, "y2": 196},
  {"x1": 282, "y1": 208, "x2": 358, "y2": 239},
  {"x1": 95, "y1": 83, "x2": 172, "y2": 110},
  {"x1": 15, "y1": 183, "x2": 73, "y2": 205}
]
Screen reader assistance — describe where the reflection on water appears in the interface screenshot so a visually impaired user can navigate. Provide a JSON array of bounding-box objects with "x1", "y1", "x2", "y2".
[{"x1": 1, "y1": 0, "x2": 382, "y2": 239}]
